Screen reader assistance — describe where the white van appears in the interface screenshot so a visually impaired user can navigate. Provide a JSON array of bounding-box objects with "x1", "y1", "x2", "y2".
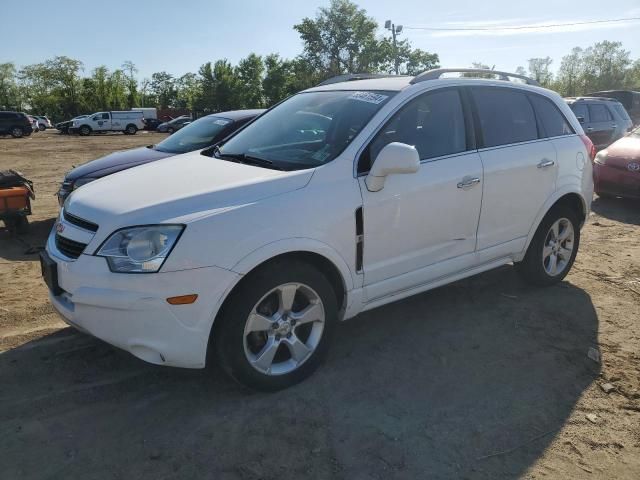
[
  {"x1": 43, "y1": 68, "x2": 594, "y2": 391},
  {"x1": 70, "y1": 111, "x2": 145, "y2": 136}
]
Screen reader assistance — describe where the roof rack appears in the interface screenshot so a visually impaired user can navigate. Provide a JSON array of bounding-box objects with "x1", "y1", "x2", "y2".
[
  {"x1": 316, "y1": 73, "x2": 404, "y2": 86},
  {"x1": 570, "y1": 96, "x2": 619, "y2": 102},
  {"x1": 411, "y1": 68, "x2": 540, "y2": 86}
]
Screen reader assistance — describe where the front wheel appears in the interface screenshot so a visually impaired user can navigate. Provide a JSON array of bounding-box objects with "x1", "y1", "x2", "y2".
[
  {"x1": 516, "y1": 205, "x2": 580, "y2": 286},
  {"x1": 214, "y1": 260, "x2": 337, "y2": 391},
  {"x1": 79, "y1": 125, "x2": 91, "y2": 136},
  {"x1": 10, "y1": 127, "x2": 23, "y2": 138}
]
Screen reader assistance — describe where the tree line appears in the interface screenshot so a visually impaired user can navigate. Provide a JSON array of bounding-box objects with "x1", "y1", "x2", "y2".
[{"x1": 0, "y1": 0, "x2": 638, "y2": 122}]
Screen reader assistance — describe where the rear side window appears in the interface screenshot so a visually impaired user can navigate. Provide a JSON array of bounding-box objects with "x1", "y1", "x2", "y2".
[
  {"x1": 0, "y1": 112, "x2": 11, "y2": 119},
  {"x1": 528, "y1": 95, "x2": 574, "y2": 137},
  {"x1": 366, "y1": 88, "x2": 467, "y2": 168},
  {"x1": 472, "y1": 87, "x2": 538, "y2": 147},
  {"x1": 588, "y1": 104, "x2": 612, "y2": 122}
]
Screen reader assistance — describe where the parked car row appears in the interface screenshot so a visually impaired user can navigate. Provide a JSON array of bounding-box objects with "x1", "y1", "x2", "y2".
[
  {"x1": 57, "y1": 109, "x2": 263, "y2": 204},
  {"x1": 565, "y1": 96, "x2": 634, "y2": 150},
  {"x1": 44, "y1": 67, "x2": 598, "y2": 391}
]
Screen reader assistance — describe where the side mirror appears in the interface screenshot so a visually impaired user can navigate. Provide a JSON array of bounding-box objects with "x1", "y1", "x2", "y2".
[
  {"x1": 576, "y1": 115, "x2": 585, "y2": 124},
  {"x1": 365, "y1": 142, "x2": 420, "y2": 192}
]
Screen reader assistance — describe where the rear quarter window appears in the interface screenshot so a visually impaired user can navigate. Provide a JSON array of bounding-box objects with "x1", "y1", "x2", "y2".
[
  {"x1": 471, "y1": 87, "x2": 538, "y2": 148},
  {"x1": 612, "y1": 103, "x2": 631, "y2": 122},
  {"x1": 528, "y1": 94, "x2": 574, "y2": 137}
]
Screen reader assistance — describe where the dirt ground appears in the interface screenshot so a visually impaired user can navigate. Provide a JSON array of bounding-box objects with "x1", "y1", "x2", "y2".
[{"x1": 1, "y1": 130, "x2": 639, "y2": 479}]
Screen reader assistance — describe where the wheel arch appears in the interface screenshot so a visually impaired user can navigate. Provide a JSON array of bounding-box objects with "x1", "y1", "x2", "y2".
[
  {"x1": 205, "y1": 244, "x2": 355, "y2": 364},
  {"x1": 518, "y1": 188, "x2": 588, "y2": 260}
]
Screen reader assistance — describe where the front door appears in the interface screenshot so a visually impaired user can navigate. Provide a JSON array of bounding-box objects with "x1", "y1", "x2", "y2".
[
  {"x1": 358, "y1": 88, "x2": 483, "y2": 302},
  {"x1": 92, "y1": 112, "x2": 111, "y2": 132}
]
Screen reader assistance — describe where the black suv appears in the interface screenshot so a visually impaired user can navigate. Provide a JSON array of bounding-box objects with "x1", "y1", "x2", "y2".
[
  {"x1": 565, "y1": 97, "x2": 633, "y2": 150},
  {"x1": 0, "y1": 111, "x2": 34, "y2": 138}
]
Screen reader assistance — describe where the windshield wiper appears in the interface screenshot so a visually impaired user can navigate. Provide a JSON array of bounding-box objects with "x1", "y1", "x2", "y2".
[{"x1": 211, "y1": 147, "x2": 283, "y2": 170}]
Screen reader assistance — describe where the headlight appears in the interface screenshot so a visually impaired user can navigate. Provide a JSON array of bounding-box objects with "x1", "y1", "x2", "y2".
[
  {"x1": 96, "y1": 225, "x2": 184, "y2": 273},
  {"x1": 73, "y1": 177, "x2": 96, "y2": 189},
  {"x1": 594, "y1": 150, "x2": 608, "y2": 165}
]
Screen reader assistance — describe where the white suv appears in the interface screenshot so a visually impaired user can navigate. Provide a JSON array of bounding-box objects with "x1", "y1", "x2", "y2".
[{"x1": 42, "y1": 68, "x2": 594, "y2": 391}]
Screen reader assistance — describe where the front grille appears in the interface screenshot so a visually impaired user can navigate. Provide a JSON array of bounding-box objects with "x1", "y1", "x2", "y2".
[
  {"x1": 55, "y1": 233, "x2": 87, "y2": 259},
  {"x1": 63, "y1": 210, "x2": 98, "y2": 232}
]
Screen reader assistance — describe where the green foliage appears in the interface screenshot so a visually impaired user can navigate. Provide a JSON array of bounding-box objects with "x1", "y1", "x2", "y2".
[{"x1": 2, "y1": 1, "x2": 638, "y2": 122}]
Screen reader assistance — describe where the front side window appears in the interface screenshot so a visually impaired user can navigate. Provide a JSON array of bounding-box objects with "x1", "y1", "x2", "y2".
[
  {"x1": 528, "y1": 95, "x2": 574, "y2": 138},
  {"x1": 588, "y1": 104, "x2": 612, "y2": 122},
  {"x1": 155, "y1": 116, "x2": 233, "y2": 154},
  {"x1": 362, "y1": 89, "x2": 467, "y2": 172},
  {"x1": 217, "y1": 90, "x2": 394, "y2": 170},
  {"x1": 472, "y1": 87, "x2": 538, "y2": 147},
  {"x1": 570, "y1": 103, "x2": 589, "y2": 122}
]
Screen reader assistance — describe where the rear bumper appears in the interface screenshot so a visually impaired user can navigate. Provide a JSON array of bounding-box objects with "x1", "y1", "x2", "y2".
[
  {"x1": 45, "y1": 231, "x2": 241, "y2": 368},
  {"x1": 594, "y1": 163, "x2": 640, "y2": 199}
]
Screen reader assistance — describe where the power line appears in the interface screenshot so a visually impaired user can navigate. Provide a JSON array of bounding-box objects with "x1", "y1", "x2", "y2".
[{"x1": 403, "y1": 16, "x2": 640, "y2": 31}]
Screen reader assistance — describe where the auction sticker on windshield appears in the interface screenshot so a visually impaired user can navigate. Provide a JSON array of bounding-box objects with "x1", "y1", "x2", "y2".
[
  {"x1": 348, "y1": 91, "x2": 389, "y2": 104},
  {"x1": 214, "y1": 119, "x2": 231, "y2": 125}
]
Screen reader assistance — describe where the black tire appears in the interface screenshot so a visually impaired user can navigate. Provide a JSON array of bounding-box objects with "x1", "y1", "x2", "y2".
[
  {"x1": 79, "y1": 125, "x2": 91, "y2": 136},
  {"x1": 38, "y1": 124, "x2": 45, "y2": 132},
  {"x1": 213, "y1": 259, "x2": 338, "y2": 391},
  {"x1": 125, "y1": 124, "x2": 138, "y2": 135},
  {"x1": 4, "y1": 216, "x2": 29, "y2": 234},
  {"x1": 10, "y1": 127, "x2": 23, "y2": 138},
  {"x1": 515, "y1": 205, "x2": 580, "y2": 286}
]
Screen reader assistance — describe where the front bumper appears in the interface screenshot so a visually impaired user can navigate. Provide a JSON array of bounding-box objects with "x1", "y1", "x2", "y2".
[
  {"x1": 594, "y1": 162, "x2": 640, "y2": 199},
  {"x1": 45, "y1": 230, "x2": 240, "y2": 368}
]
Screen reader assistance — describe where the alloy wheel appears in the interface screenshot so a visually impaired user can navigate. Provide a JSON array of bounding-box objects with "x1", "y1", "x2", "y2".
[
  {"x1": 542, "y1": 217, "x2": 574, "y2": 276},
  {"x1": 243, "y1": 282, "x2": 325, "y2": 376}
]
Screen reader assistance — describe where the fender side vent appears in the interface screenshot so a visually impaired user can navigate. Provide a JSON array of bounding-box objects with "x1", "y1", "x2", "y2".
[{"x1": 355, "y1": 206, "x2": 364, "y2": 273}]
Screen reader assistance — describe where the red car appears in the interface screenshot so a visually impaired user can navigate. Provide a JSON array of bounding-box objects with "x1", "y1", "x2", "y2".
[{"x1": 594, "y1": 126, "x2": 640, "y2": 199}]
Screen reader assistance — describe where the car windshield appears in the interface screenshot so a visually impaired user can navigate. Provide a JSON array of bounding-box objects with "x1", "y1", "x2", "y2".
[
  {"x1": 154, "y1": 116, "x2": 233, "y2": 154},
  {"x1": 215, "y1": 90, "x2": 395, "y2": 170}
]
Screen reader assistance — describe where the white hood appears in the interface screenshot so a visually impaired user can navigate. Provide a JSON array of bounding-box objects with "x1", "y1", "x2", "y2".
[{"x1": 65, "y1": 151, "x2": 314, "y2": 229}]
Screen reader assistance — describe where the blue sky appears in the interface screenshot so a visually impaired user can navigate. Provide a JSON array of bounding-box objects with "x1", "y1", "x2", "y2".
[{"x1": 4, "y1": 0, "x2": 639, "y2": 78}]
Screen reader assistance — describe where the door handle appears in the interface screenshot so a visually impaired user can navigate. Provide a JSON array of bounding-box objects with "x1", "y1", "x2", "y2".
[
  {"x1": 611, "y1": 124, "x2": 617, "y2": 129},
  {"x1": 586, "y1": 127, "x2": 594, "y2": 132},
  {"x1": 457, "y1": 177, "x2": 480, "y2": 189},
  {"x1": 537, "y1": 159, "x2": 555, "y2": 169}
]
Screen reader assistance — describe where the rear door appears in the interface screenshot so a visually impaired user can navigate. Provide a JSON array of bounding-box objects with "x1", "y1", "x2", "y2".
[
  {"x1": 471, "y1": 86, "x2": 557, "y2": 252},
  {"x1": 587, "y1": 103, "x2": 615, "y2": 149}
]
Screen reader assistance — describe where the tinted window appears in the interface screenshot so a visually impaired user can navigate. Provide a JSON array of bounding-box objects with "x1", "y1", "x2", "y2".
[
  {"x1": 588, "y1": 104, "x2": 612, "y2": 122},
  {"x1": 472, "y1": 88, "x2": 538, "y2": 147},
  {"x1": 219, "y1": 90, "x2": 394, "y2": 171},
  {"x1": 612, "y1": 103, "x2": 631, "y2": 122},
  {"x1": 529, "y1": 95, "x2": 574, "y2": 137},
  {"x1": 367, "y1": 89, "x2": 466, "y2": 167},
  {"x1": 0, "y1": 112, "x2": 11, "y2": 119},
  {"x1": 570, "y1": 103, "x2": 589, "y2": 122},
  {"x1": 155, "y1": 116, "x2": 234, "y2": 154}
]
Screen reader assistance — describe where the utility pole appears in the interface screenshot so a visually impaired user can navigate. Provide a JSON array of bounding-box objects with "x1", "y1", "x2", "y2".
[{"x1": 385, "y1": 20, "x2": 403, "y2": 75}]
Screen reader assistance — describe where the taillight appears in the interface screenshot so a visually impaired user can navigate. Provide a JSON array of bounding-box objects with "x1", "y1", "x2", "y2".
[{"x1": 580, "y1": 134, "x2": 596, "y2": 161}]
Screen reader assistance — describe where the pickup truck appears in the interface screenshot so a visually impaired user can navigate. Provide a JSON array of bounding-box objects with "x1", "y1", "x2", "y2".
[{"x1": 69, "y1": 111, "x2": 146, "y2": 136}]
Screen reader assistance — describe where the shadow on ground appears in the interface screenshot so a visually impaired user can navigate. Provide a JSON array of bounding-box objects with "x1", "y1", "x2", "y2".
[
  {"x1": 0, "y1": 266, "x2": 599, "y2": 479},
  {"x1": 0, "y1": 217, "x2": 54, "y2": 261},
  {"x1": 592, "y1": 195, "x2": 640, "y2": 226}
]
